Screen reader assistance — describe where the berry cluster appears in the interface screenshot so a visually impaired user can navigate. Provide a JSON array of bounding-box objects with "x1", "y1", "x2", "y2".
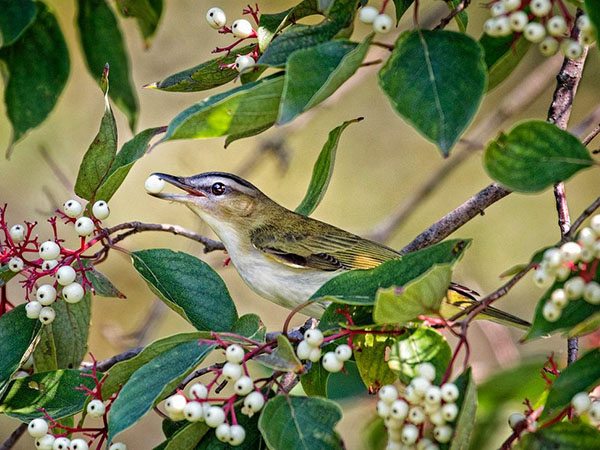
[
  {"x1": 358, "y1": 4, "x2": 393, "y2": 34},
  {"x1": 162, "y1": 343, "x2": 267, "y2": 447},
  {"x1": 295, "y1": 329, "x2": 352, "y2": 372},
  {"x1": 204, "y1": 6, "x2": 260, "y2": 73},
  {"x1": 483, "y1": 0, "x2": 595, "y2": 60},
  {"x1": 376, "y1": 364, "x2": 460, "y2": 449},
  {"x1": 571, "y1": 391, "x2": 600, "y2": 423},
  {"x1": 1, "y1": 200, "x2": 110, "y2": 324},
  {"x1": 533, "y1": 214, "x2": 600, "y2": 322}
]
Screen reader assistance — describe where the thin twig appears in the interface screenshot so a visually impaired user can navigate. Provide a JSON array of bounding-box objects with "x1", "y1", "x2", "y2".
[
  {"x1": 435, "y1": 0, "x2": 471, "y2": 30},
  {"x1": 0, "y1": 423, "x2": 27, "y2": 450},
  {"x1": 566, "y1": 196, "x2": 600, "y2": 240},
  {"x1": 583, "y1": 122, "x2": 600, "y2": 146}
]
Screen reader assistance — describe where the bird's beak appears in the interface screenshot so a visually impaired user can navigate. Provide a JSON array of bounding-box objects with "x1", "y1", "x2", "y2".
[{"x1": 148, "y1": 172, "x2": 206, "y2": 203}]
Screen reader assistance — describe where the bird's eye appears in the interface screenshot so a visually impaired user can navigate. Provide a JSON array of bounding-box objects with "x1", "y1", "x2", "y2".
[{"x1": 211, "y1": 182, "x2": 226, "y2": 196}]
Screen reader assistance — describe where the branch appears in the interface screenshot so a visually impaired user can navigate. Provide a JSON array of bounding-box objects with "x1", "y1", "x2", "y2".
[
  {"x1": 95, "y1": 347, "x2": 144, "y2": 372},
  {"x1": 435, "y1": 0, "x2": 471, "y2": 30},
  {"x1": 566, "y1": 196, "x2": 600, "y2": 240},
  {"x1": 0, "y1": 423, "x2": 27, "y2": 450}
]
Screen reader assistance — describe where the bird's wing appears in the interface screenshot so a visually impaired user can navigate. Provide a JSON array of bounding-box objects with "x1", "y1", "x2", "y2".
[{"x1": 250, "y1": 224, "x2": 401, "y2": 271}]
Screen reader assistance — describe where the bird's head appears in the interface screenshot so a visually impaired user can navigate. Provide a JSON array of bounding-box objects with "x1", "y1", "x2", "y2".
[{"x1": 148, "y1": 172, "x2": 273, "y2": 230}]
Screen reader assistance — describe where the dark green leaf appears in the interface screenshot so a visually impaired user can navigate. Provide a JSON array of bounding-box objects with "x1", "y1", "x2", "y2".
[
  {"x1": 0, "y1": 305, "x2": 38, "y2": 392},
  {"x1": 255, "y1": 334, "x2": 303, "y2": 372},
  {"x1": 95, "y1": 127, "x2": 164, "y2": 201},
  {"x1": 102, "y1": 332, "x2": 205, "y2": 400},
  {"x1": 148, "y1": 45, "x2": 256, "y2": 92},
  {"x1": 231, "y1": 314, "x2": 266, "y2": 342},
  {"x1": 327, "y1": 361, "x2": 367, "y2": 400},
  {"x1": 161, "y1": 75, "x2": 284, "y2": 143},
  {"x1": 540, "y1": 349, "x2": 600, "y2": 421},
  {"x1": 258, "y1": 0, "x2": 358, "y2": 67},
  {"x1": 0, "y1": 265, "x2": 17, "y2": 287},
  {"x1": 258, "y1": 395, "x2": 343, "y2": 449},
  {"x1": 362, "y1": 416, "x2": 386, "y2": 450},
  {"x1": 518, "y1": 422, "x2": 600, "y2": 449},
  {"x1": 389, "y1": 326, "x2": 451, "y2": 385},
  {"x1": 33, "y1": 292, "x2": 91, "y2": 371},
  {"x1": 77, "y1": 0, "x2": 138, "y2": 129},
  {"x1": 195, "y1": 406, "x2": 264, "y2": 449},
  {"x1": 353, "y1": 333, "x2": 397, "y2": 392},
  {"x1": 0, "y1": 0, "x2": 36, "y2": 47},
  {"x1": 373, "y1": 264, "x2": 452, "y2": 324},
  {"x1": 301, "y1": 361, "x2": 329, "y2": 397},
  {"x1": 75, "y1": 66, "x2": 118, "y2": 201},
  {"x1": 279, "y1": 36, "x2": 371, "y2": 124},
  {"x1": 378, "y1": 30, "x2": 487, "y2": 156},
  {"x1": 447, "y1": 0, "x2": 468, "y2": 32},
  {"x1": 584, "y1": 0, "x2": 600, "y2": 43},
  {"x1": 0, "y1": 369, "x2": 96, "y2": 421},
  {"x1": 108, "y1": 340, "x2": 213, "y2": 441},
  {"x1": 295, "y1": 118, "x2": 362, "y2": 215},
  {"x1": 132, "y1": 249, "x2": 237, "y2": 331},
  {"x1": 312, "y1": 240, "x2": 470, "y2": 303},
  {"x1": 392, "y1": 0, "x2": 415, "y2": 23},
  {"x1": 480, "y1": 34, "x2": 530, "y2": 91},
  {"x1": 115, "y1": 0, "x2": 163, "y2": 46},
  {"x1": 257, "y1": 0, "x2": 321, "y2": 51},
  {"x1": 451, "y1": 368, "x2": 477, "y2": 450},
  {"x1": 0, "y1": 2, "x2": 69, "y2": 155},
  {"x1": 484, "y1": 120, "x2": 594, "y2": 192},
  {"x1": 164, "y1": 422, "x2": 209, "y2": 450}
]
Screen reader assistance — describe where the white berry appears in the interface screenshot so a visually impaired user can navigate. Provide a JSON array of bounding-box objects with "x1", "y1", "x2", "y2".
[
  {"x1": 442, "y1": 403, "x2": 459, "y2": 421},
  {"x1": 581, "y1": 31, "x2": 597, "y2": 46},
  {"x1": 579, "y1": 227, "x2": 597, "y2": 248},
  {"x1": 377, "y1": 400, "x2": 391, "y2": 418},
  {"x1": 543, "y1": 248, "x2": 562, "y2": 267},
  {"x1": 235, "y1": 55, "x2": 255, "y2": 73},
  {"x1": 550, "y1": 288, "x2": 568, "y2": 307},
  {"x1": 335, "y1": 344, "x2": 352, "y2": 362},
  {"x1": 232, "y1": 19, "x2": 254, "y2": 38},
  {"x1": 591, "y1": 214, "x2": 600, "y2": 233},
  {"x1": 502, "y1": 0, "x2": 521, "y2": 11},
  {"x1": 9, "y1": 224, "x2": 25, "y2": 243},
  {"x1": 26, "y1": 301, "x2": 43, "y2": 319},
  {"x1": 490, "y1": 2, "x2": 506, "y2": 17},
  {"x1": 539, "y1": 37, "x2": 559, "y2": 56},
  {"x1": 42, "y1": 260, "x2": 59, "y2": 271},
  {"x1": 39, "y1": 307, "x2": 56, "y2": 324},
  {"x1": 108, "y1": 443, "x2": 127, "y2": 450},
  {"x1": 508, "y1": 412, "x2": 526, "y2": 429},
  {"x1": 205, "y1": 406, "x2": 226, "y2": 427},
  {"x1": 572, "y1": 392, "x2": 591, "y2": 414},
  {"x1": 577, "y1": 14, "x2": 593, "y2": 32},
  {"x1": 216, "y1": 423, "x2": 231, "y2": 442},
  {"x1": 244, "y1": 391, "x2": 265, "y2": 412},
  {"x1": 54, "y1": 437, "x2": 71, "y2": 450},
  {"x1": 542, "y1": 301, "x2": 561, "y2": 322},
  {"x1": 401, "y1": 424, "x2": 419, "y2": 445},
  {"x1": 206, "y1": 7, "x2": 227, "y2": 29},
  {"x1": 565, "y1": 276, "x2": 586, "y2": 299},
  {"x1": 373, "y1": 13, "x2": 393, "y2": 34},
  {"x1": 87, "y1": 399, "x2": 106, "y2": 417},
  {"x1": 410, "y1": 376, "x2": 430, "y2": 397},
  {"x1": 417, "y1": 362, "x2": 436, "y2": 381},
  {"x1": 22, "y1": 354, "x2": 34, "y2": 370},
  {"x1": 296, "y1": 340, "x2": 312, "y2": 360},
  {"x1": 92, "y1": 201, "x2": 110, "y2": 220},
  {"x1": 530, "y1": 0, "x2": 552, "y2": 17},
  {"x1": 560, "y1": 242, "x2": 582, "y2": 262},
  {"x1": 359, "y1": 6, "x2": 379, "y2": 24},
  {"x1": 547, "y1": 15, "x2": 567, "y2": 36},
  {"x1": 62, "y1": 282, "x2": 85, "y2": 304},
  {"x1": 229, "y1": 424, "x2": 246, "y2": 446},
  {"x1": 234, "y1": 376, "x2": 254, "y2": 395},
  {"x1": 408, "y1": 406, "x2": 426, "y2": 424},
  {"x1": 8, "y1": 257, "x2": 23, "y2": 272},
  {"x1": 322, "y1": 352, "x2": 344, "y2": 373},
  {"x1": 39, "y1": 241, "x2": 60, "y2": 260},
  {"x1": 222, "y1": 362, "x2": 243, "y2": 381},
  {"x1": 561, "y1": 39, "x2": 583, "y2": 59},
  {"x1": 304, "y1": 329, "x2": 324, "y2": 347},
  {"x1": 441, "y1": 383, "x2": 460, "y2": 402},
  {"x1": 36, "y1": 284, "x2": 57, "y2": 306},
  {"x1": 484, "y1": 18, "x2": 498, "y2": 36},
  {"x1": 183, "y1": 401, "x2": 204, "y2": 422},
  {"x1": 189, "y1": 382, "x2": 208, "y2": 399},
  {"x1": 425, "y1": 386, "x2": 442, "y2": 405},
  {"x1": 226, "y1": 344, "x2": 245, "y2": 363},
  {"x1": 405, "y1": 384, "x2": 422, "y2": 405},
  {"x1": 424, "y1": 401, "x2": 441, "y2": 415},
  {"x1": 434, "y1": 425, "x2": 453, "y2": 443},
  {"x1": 417, "y1": 439, "x2": 436, "y2": 450},
  {"x1": 28, "y1": 419, "x2": 49, "y2": 438},
  {"x1": 63, "y1": 200, "x2": 83, "y2": 218},
  {"x1": 70, "y1": 439, "x2": 89, "y2": 450},
  {"x1": 75, "y1": 217, "x2": 95, "y2": 236},
  {"x1": 584, "y1": 281, "x2": 600, "y2": 305},
  {"x1": 533, "y1": 268, "x2": 554, "y2": 288},
  {"x1": 379, "y1": 385, "x2": 398, "y2": 403},
  {"x1": 524, "y1": 22, "x2": 547, "y2": 43},
  {"x1": 164, "y1": 394, "x2": 187, "y2": 414},
  {"x1": 56, "y1": 265, "x2": 77, "y2": 286},
  {"x1": 388, "y1": 399, "x2": 408, "y2": 420},
  {"x1": 36, "y1": 435, "x2": 56, "y2": 450},
  {"x1": 509, "y1": 11, "x2": 529, "y2": 32},
  {"x1": 556, "y1": 264, "x2": 571, "y2": 281},
  {"x1": 308, "y1": 347, "x2": 322, "y2": 362},
  {"x1": 144, "y1": 175, "x2": 165, "y2": 194},
  {"x1": 589, "y1": 401, "x2": 600, "y2": 421}
]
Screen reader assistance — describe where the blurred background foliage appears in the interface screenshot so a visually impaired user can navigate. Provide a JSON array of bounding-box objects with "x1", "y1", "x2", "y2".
[{"x1": 1, "y1": 0, "x2": 599, "y2": 447}]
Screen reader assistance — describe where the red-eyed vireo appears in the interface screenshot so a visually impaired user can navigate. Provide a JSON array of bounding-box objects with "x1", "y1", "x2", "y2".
[{"x1": 148, "y1": 172, "x2": 529, "y2": 328}]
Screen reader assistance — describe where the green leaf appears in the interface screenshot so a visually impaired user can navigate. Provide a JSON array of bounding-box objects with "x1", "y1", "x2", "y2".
[
  {"x1": 312, "y1": 240, "x2": 470, "y2": 303},
  {"x1": 195, "y1": 406, "x2": 265, "y2": 449},
  {"x1": 353, "y1": 333, "x2": 397, "y2": 392},
  {"x1": 77, "y1": 0, "x2": 138, "y2": 129},
  {"x1": 231, "y1": 314, "x2": 266, "y2": 342},
  {"x1": 33, "y1": 292, "x2": 91, "y2": 371},
  {"x1": 75, "y1": 66, "x2": 118, "y2": 201},
  {"x1": 115, "y1": 0, "x2": 163, "y2": 46},
  {"x1": 451, "y1": 368, "x2": 477, "y2": 450},
  {"x1": 258, "y1": 0, "x2": 358, "y2": 67},
  {"x1": 164, "y1": 422, "x2": 209, "y2": 450},
  {"x1": 569, "y1": 310, "x2": 600, "y2": 337},
  {"x1": 373, "y1": 264, "x2": 452, "y2": 324},
  {"x1": 447, "y1": 0, "x2": 468, "y2": 32},
  {"x1": 161, "y1": 75, "x2": 284, "y2": 143},
  {"x1": 484, "y1": 120, "x2": 594, "y2": 192},
  {"x1": 95, "y1": 127, "x2": 164, "y2": 202},
  {"x1": 362, "y1": 416, "x2": 386, "y2": 450},
  {"x1": 258, "y1": 395, "x2": 343, "y2": 449},
  {"x1": 392, "y1": 0, "x2": 415, "y2": 23},
  {"x1": 102, "y1": 332, "x2": 204, "y2": 400},
  {"x1": 0, "y1": 0, "x2": 36, "y2": 47},
  {"x1": 257, "y1": 0, "x2": 321, "y2": 51},
  {"x1": 255, "y1": 334, "x2": 303, "y2": 372},
  {"x1": 378, "y1": 30, "x2": 487, "y2": 156},
  {"x1": 0, "y1": 2, "x2": 69, "y2": 155},
  {"x1": 75, "y1": 259, "x2": 125, "y2": 298},
  {"x1": 108, "y1": 339, "x2": 213, "y2": 442},
  {"x1": 131, "y1": 249, "x2": 238, "y2": 331},
  {"x1": 388, "y1": 326, "x2": 451, "y2": 385},
  {"x1": 480, "y1": 34, "x2": 530, "y2": 91},
  {"x1": 295, "y1": 118, "x2": 362, "y2": 215},
  {"x1": 0, "y1": 369, "x2": 97, "y2": 421},
  {"x1": 279, "y1": 36, "x2": 372, "y2": 124},
  {"x1": 300, "y1": 361, "x2": 329, "y2": 397},
  {"x1": 584, "y1": 0, "x2": 600, "y2": 43},
  {"x1": 0, "y1": 305, "x2": 38, "y2": 392},
  {"x1": 147, "y1": 45, "x2": 256, "y2": 92},
  {"x1": 518, "y1": 422, "x2": 600, "y2": 449},
  {"x1": 540, "y1": 349, "x2": 600, "y2": 421}
]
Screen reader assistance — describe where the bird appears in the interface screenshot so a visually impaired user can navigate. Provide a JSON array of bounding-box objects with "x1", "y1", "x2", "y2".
[{"x1": 148, "y1": 171, "x2": 530, "y2": 329}]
